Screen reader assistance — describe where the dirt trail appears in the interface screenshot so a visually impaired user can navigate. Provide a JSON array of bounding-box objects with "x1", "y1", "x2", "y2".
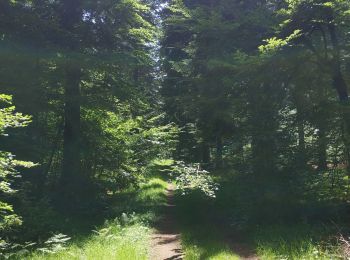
[
  {"x1": 150, "y1": 183, "x2": 258, "y2": 260},
  {"x1": 150, "y1": 184, "x2": 184, "y2": 260}
]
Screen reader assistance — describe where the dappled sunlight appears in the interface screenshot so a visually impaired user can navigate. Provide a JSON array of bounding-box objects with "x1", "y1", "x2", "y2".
[
  {"x1": 27, "y1": 178, "x2": 168, "y2": 259},
  {"x1": 2, "y1": 0, "x2": 350, "y2": 259}
]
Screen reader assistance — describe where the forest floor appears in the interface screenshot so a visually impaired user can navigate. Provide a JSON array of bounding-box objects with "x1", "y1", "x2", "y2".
[
  {"x1": 150, "y1": 183, "x2": 257, "y2": 260},
  {"x1": 150, "y1": 184, "x2": 184, "y2": 260},
  {"x1": 148, "y1": 182, "x2": 244, "y2": 260},
  {"x1": 170, "y1": 173, "x2": 347, "y2": 260},
  {"x1": 24, "y1": 176, "x2": 346, "y2": 260}
]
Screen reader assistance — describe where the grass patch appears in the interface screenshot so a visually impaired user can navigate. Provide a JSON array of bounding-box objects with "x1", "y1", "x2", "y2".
[
  {"x1": 257, "y1": 240, "x2": 339, "y2": 260},
  {"x1": 181, "y1": 228, "x2": 239, "y2": 260},
  {"x1": 27, "y1": 222, "x2": 150, "y2": 260},
  {"x1": 254, "y1": 225, "x2": 342, "y2": 260},
  {"x1": 23, "y1": 178, "x2": 168, "y2": 260}
]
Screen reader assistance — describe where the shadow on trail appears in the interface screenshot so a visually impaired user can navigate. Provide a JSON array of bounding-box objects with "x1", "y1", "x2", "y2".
[{"x1": 173, "y1": 190, "x2": 256, "y2": 259}]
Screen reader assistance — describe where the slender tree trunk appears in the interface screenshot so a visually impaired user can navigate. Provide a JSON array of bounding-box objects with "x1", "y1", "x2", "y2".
[
  {"x1": 249, "y1": 84, "x2": 277, "y2": 177},
  {"x1": 201, "y1": 142, "x2": 210, "y2": 164},
  {"x1": 328, "y1": 24, "x2": 349, "y2": 102},
  {"x1": 38, "y1": 122, "x2": 62, "y2": 197},
  {"x1": 328, "y1": 24, "x2": 350, "y2": 174},
  {"x1": 317, "y1": 124, "x2": 327, "y2": 171},
  {"x1": 297, "y1": 121, "x2": 305, "y2": 152},
  {"x1": 237, "y1": 140, "x2": 245, "y2": 165},
  {"x1": 60, "y1": 63, "x2": 82, "y2": 205},
  {"x1": 62, "y1": 64, "x2": 81, "y2": 178},
  {"x1": 215, "y1": 134, "x2": 223, "y2": 169},
  {"x1": 57, "y1": 0, "x2": 84, "y2": 209},
  {"x1": 296, "y1": 106, "x2": 306, "y2": 169}
]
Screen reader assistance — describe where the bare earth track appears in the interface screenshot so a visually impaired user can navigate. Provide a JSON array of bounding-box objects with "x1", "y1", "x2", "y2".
[
  {"x1": 150, "y1": 184, "x2": 258, "y2": 260},
  {"x1": 150, "y1": 184, "x2": 184, "y2": 260}
]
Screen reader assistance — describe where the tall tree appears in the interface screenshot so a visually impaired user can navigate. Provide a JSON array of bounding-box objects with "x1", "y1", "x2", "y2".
[{"x1": 58, "y1": 0, "x2": 84, "y2": 208}]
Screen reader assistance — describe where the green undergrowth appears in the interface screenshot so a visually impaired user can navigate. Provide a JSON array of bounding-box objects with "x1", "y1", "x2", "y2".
[
  {"x1": 27, "y1": 222, "x2": 150, "y2": 260},
  {"x1": 254, "y1": 225, "x2": 342, "y2": 260},
  {"x1": 173, "y1": 171, "x2": 348, "y2": 260},
  {"x1": 23, "y1": 178, "x2": 168, "y2": 260},
  {"x1": 180, "y1": 228, "x2": 239, "y2": 260},
  {"x1": 174, "y1": 190, "x2": 240, "y2": 260}
]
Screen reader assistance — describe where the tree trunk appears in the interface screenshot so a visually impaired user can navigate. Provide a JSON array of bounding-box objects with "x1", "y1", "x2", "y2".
[
  {"x1": 328, "y1": 24, "x2": 349, "y2": 102},
  {"x1": 57, "y1": 0, "x2": 84, "y2": 209},
  {"x1": 249, "y1": 83, "x2": 277, "y2": 177},
  {"x1": 201, "y1": 142, "x2": 210, "y2": 164},
  {"x1": 215, "y1": 134, "x2": 223, "y2": 169},
  {"x1": 328, "y1": 24, "x2": 350, "y2": 174},
  {"x1": 297, "y1": 113, "x2": 307, "y2": 169},
  {"x1": 297, "y1": 122, "x2": 305, "y2": 152},
  {"x1": 317, "y1": 124, "x2": 327, "y2": 171},
  {"x1": 60, "y1": 62, "x2": 82, "y2": 207}
]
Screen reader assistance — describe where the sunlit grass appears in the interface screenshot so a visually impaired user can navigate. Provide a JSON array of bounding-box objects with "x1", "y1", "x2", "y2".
[
  {"x1": 137, "y1": 178, "x2": 168, "y2": 206},
  {"x1": 24, "y1": 176, "x2": 346, "y2": 260},
  {"x1": 257, "y1": 240, "x2": 340, "y2": 260},
  {"x1": 254, "y1": 225, "x2": 342, "y2": 260},
  {"x1": 28, "y1": 223, "x2": 150, "y2": 260},
  {"x1": 182, "y1": 232, "x2": 239, "y2": 260},
  {"x1": 27, "y1": 178, "x2": 168, "y2": 260}
]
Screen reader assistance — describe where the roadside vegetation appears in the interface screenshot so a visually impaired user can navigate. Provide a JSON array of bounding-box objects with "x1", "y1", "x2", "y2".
[
  {"x1": 21, "y1": 178, "x2": 168, "y2": 260},
  {"x1": 174, "y1": 172, "x2": 350, "y2": 259}
]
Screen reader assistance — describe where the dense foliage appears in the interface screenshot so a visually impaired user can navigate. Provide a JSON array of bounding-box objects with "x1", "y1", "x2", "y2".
[
  {"x1": 0, "y1": 94, "x2": 32, "y2": 230},
  {"x1": 161, "y1": 0, "x2": 350, "y2": 216},
  {"x1": 1, "y1": 0, "x2": 350, "y2": 258}
]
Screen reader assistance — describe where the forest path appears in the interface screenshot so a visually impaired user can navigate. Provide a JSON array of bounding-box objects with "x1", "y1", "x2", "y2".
[{"x1": 150, "y1": 184, "x2": 184, "y2": 260}]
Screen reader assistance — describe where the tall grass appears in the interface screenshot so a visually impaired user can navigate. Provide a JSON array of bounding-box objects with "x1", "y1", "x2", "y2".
[
  {"x1": 181, "y1": 229, "x2": 239, "y2": 260},
  {"x1": 254, "y1": 225, "x2": 342, "y2": 260},
  {"x1": 257, "y1": 241, "x2": 340, "y2": 260},
  {"x1": 173, "y1": 176, "x2": 345, "y2": 260},
  {"x1": 26, "y1": 178, "x2": 168, "y2": 260},
  {"x1": 28, "y1": 222, "x2": 150, "y2": 260}
]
